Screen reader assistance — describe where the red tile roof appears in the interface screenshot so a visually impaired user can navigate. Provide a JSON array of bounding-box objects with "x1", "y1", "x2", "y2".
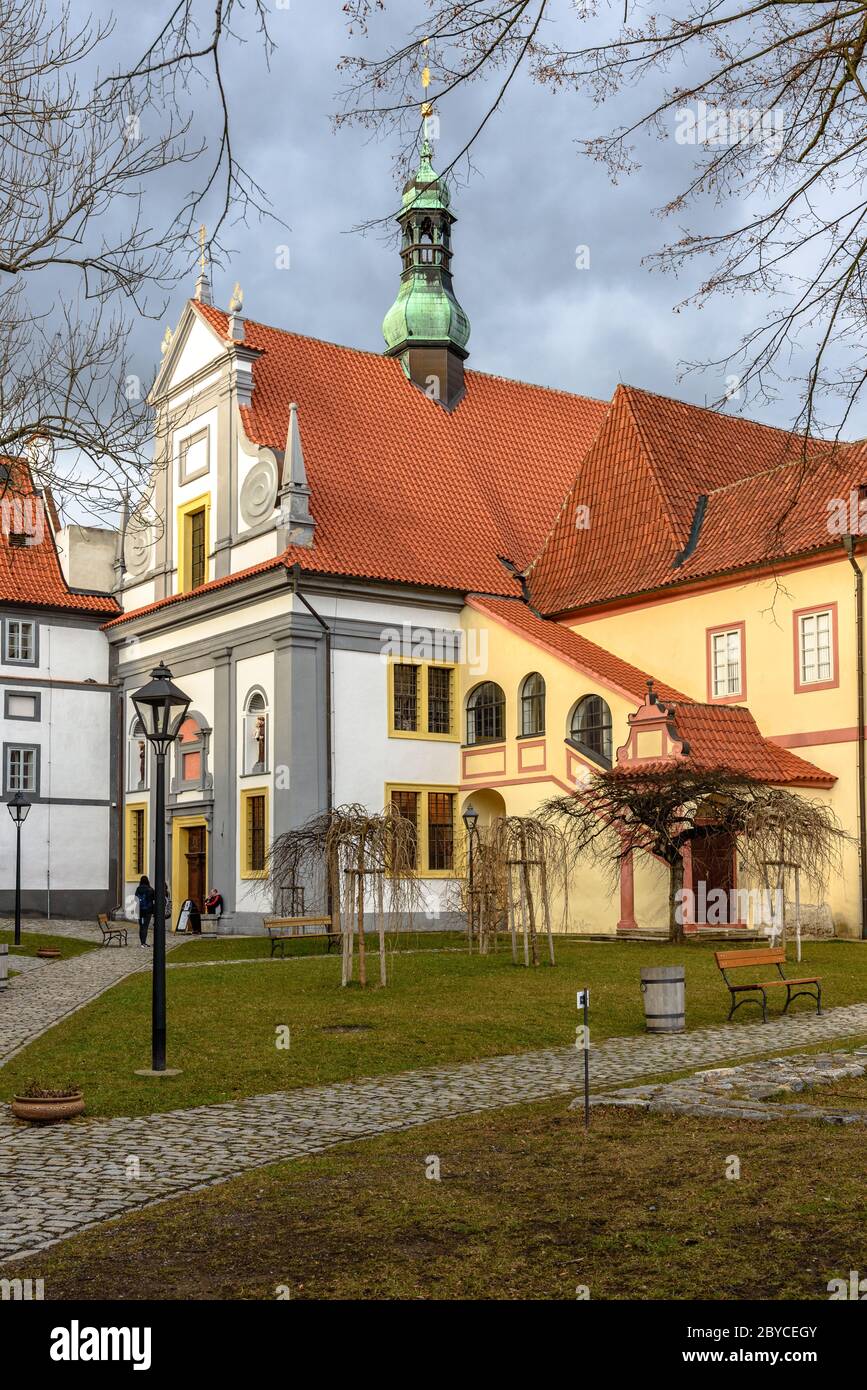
[
  {"x1": 667, "y1": 702, "x2": 834, "y2": 787},
  {"x1": 0, "y1": 460, "x2": 118, "y2": 615},
  {"x1": 471, "y1": 595, "x2": 833, "y2": 786},
  {"x1": 196, "y1": 302, "x2": 608, "y2": 594},
  {"x1": 466, "y1": 595, "x2": 688, "y2": 702},
  {"x1": 526, "y1": 384, "x2": 845, "y2": 614}
]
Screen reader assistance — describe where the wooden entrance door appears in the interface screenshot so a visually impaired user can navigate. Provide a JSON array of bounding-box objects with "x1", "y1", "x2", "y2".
[
  {"x1": 185, "y1": 826, "x2": 206, "y2": 909},
  {"x1": 691, "y1": 830, "x2": 736, "y2": 923}
]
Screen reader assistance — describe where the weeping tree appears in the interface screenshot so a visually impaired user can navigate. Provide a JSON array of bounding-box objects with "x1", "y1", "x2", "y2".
[
  {"x1": 541, "y1": 765, "x2": 848, "y2": 944},
  {"x1": 267, "y1": 803, "x2": 422, "y2": 987},
  {"x1": 459, "y1": 816, "x2": 570, "y2": 964}
]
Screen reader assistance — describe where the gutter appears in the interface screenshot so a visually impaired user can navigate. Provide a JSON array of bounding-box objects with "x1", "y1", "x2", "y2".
[
  {"x1": 843, "y1": 535, "x2": 867, "y2": 940},
  {"x1": 288, "y1": 564, "x2": 334, "y2": 817}
]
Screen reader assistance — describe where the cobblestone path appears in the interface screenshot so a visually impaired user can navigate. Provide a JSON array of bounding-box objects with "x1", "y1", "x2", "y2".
[
  {"x1": 585, "y1": 1047, "x2": 867, "y2": 1122},
  {"x1": 3, "y1": 999, "x2": 867, "y2": 1262},
  {"x1": 0, "y1": 933, "x2": 179, "y2": 1064}
]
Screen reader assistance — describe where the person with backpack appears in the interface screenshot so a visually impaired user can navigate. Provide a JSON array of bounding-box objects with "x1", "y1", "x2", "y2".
[{"x1": 135, "y1": 875, "x2": 155, "y2": 947}]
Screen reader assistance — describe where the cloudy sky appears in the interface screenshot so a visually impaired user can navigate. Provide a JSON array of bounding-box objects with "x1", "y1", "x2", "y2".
[{"x1": 97, "y1": 0, "x2": 851, "y2": 435}]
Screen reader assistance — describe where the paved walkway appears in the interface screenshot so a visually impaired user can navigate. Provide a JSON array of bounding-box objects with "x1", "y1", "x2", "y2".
[
  {"x1": 586, "y1": 1047, "x2": 867, "y2": 1123},
  {"x1": 3, "y1": 999, "x2": 867, "y2": 1262},
  {"x1": 0, "y1": 933, "x2": 178, "y2": 1064}
]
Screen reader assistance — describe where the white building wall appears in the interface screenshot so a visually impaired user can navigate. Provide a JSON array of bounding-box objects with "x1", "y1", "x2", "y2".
[{"x1": 0, "y1": 614, "x2": 114, "y2": 916}]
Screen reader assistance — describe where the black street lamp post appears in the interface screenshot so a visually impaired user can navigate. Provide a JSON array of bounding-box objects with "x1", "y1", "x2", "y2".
[
  {"x1": 462, "y1": 802, "x2": 479, "y2": 947},
  {"x1": 132, "y1": 662, "x2": 191, "y2": 1073},
  {"x1": 7, "y1": 791, "x2": 32, "y2": 947}
]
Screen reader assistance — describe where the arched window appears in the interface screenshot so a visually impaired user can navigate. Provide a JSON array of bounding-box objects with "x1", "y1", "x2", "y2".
[
  {"x1": 570, "y1": 695, "x2": 613, "y2": 766},
  {"x1": 466, "y1": 682, "x2": 505, "y2": 745},
  {"x1": 520, "y1": 673, "x2": 545, "y2": 736},
  {"x1": 128, "y1": 716, "x2": 148, "y2": 792},
  {"x1": 243, "y1": 689, "x2": 269, "y2": 775}
]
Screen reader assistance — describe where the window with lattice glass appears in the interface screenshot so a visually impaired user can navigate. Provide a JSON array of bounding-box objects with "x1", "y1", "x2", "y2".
[
  {"x1": 393, "y1": 663, "x2": 419, "y2": 731},
  {"x1": 427, "y1": 792, "x2": 455, "y2": 872},
  {"x1": 6, "y1": 745, "x2": 36, "y2": 793},
  {"x1": 130, "y1": 809, "x2": 145, "y2": 876},
  {"x1": 799, "y1": 610, "x2": 833, "y2": 685},
  {"x1": 246, "y1": 793, "x2": 266, "y2": 873},
  {"x1": 427, "y1": 666, "x2": 452, "y2": 734},
  {"x1": 189, "y1": 507, "x2": 206, "y2": 589},
  {"x1": 390, "y1": 789, "x2": 418, "y2": 870},
  {"x1": 711, "y1": 628, "x2": 742, "y2": 697}
]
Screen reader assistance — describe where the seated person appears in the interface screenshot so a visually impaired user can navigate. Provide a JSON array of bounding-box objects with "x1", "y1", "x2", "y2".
[{"x1": 204, "y1": 888, "x2": 223, "y2": 918}]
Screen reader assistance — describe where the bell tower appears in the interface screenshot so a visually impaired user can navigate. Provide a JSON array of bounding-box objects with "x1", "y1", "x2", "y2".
[{"x1": 382, "y1": 137, "x2": 471, "y2": 408}]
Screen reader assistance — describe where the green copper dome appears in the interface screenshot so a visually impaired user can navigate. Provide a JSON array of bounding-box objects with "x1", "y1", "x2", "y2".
[{"x1": 382, "y1": 141, "x2": 471, "y2": 358}]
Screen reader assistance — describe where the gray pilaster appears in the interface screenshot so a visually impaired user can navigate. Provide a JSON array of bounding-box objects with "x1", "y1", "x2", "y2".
[{"x1": 211, "y1": 646, "x2": 235, "y2": 913}]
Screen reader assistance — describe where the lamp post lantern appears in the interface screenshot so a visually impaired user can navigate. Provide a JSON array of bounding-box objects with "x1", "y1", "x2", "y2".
[
  {"x1": 7, "y1": 790, "x2": 32, "y2": 947},
  {"x1": 132, "y1": 662, "x2": 191, "y2": 1073},
  {"x1": 462, "y1": 802, "x2": 479, "y2": 947}
]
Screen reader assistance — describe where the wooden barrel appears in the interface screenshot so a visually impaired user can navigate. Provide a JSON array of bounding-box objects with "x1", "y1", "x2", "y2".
[{"x1": 640, "y1": 965, "x2": 685, "y2": 1033}]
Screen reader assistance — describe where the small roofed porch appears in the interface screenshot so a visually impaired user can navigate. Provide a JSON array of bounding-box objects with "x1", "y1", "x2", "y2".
[{"x1": 611, "y1": 684, "x2": 837, "y2": 941}]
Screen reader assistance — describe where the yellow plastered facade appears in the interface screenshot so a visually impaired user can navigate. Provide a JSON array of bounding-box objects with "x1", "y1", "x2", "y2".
[{"x1": 457, "y1": 550, "x2": 860, "y2": 937}]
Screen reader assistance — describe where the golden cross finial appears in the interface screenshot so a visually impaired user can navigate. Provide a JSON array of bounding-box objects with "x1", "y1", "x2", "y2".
[{"x1": 198, "y1": 224, "x2": 207, "y2": 275}]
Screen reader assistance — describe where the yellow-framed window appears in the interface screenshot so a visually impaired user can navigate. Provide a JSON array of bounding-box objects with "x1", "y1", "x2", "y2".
[
  {"x1": 385, "y1": 783, "x2": 458, "y2": 876},
  {"x1": 387, "y1": 661, "x2": 458, "y2": 741},
  {"x1": 176, "y1": 492, "x2": 211, "y2": 593},
  {"x1": 125, "y1": 803, "x2": 148, "y2": 880},
  {"x1": 240, "y1": 786, "x2": 269, "y2": 878}
]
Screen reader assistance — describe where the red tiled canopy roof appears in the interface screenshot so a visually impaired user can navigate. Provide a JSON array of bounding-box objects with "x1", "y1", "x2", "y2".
[
  {"x1": 526, "y1": 384, "x2": 848, "y2": 615},
  {"x1": 0, "y1": 459, "x2": 117, "y2": 615},
  {"x1": 670, "y1": 702, "x2": 834, "y2": 786}
]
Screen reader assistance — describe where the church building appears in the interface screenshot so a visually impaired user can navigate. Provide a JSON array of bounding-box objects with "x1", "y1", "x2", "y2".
[{"x1": 105, "y1": 139, "x2": 866, "y2": 938}]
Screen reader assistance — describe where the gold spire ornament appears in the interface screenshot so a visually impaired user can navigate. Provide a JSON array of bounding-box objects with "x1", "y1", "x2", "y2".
[
  {"x1": 160, "y1": 324, "x2": 173, "y2": 356},
  {"x1": 228, "y1": 282, "x2": 244, "y2": 315},
  {"x1": 199, "y1": 223, "x2": 206, "y2": 274}
]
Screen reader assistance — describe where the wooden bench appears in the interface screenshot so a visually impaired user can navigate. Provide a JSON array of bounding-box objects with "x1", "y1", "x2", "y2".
[
  {"x1": 715, "y1": 947, "x2": 821, "y2": 1023},
  {"x1": 97, "y1": 913, "x2": 128, "y2": 948},
  {"x1": 264, "y1": 917, "x2": 336, "y2": 957}
]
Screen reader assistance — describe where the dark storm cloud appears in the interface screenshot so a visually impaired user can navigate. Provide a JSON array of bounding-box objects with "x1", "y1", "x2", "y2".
[{"x1": 88, "y1": 0, "x2": 859, "y2": 435}]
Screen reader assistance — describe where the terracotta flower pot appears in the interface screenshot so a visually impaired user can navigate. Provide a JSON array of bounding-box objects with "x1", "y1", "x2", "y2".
[
  {"x1": 11, "y1": 1092, "x2": 84, "y2": 1123},
  {"x1": 36, "y1": 947, "x2": 62, "y2": 960}
]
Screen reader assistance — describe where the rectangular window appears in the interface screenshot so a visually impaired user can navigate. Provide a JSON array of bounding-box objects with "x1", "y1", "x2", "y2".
[
  {"x1": 427, "y1": 792, "x2": 455, "y2": 872},
  {"x1": 177, "y1": 495, "x2": 210, "y2": 593},
  {"x1": 178, "y1": 427, "x2": 209, "y2": 485},
  {"x1": 6, "y1": 745, "x2": 36, "y2": 793},
  {"x1": 393, "y1": 663, "x2": 419, "y2": 732},
  {"x1": 189, "y1": 507, "x2": 206, "y2": 589},
  {"x1": 130, "y1": 809, "x2": 145, "y2": 877},
  {"x1": 427, "y1": 666, "x2": 452, "y2": 734},
  {"x1": 6, "y1": 619, "x2": 36, "y2": 664},
  {"x1": 242, "y1": 790, "x2": 268, "y2": 876},
  {"x1": 125, "y1": 803, "x2": 148, "y2": 881},
  {"x1": 390, "y1": 789, "x2": 418, "y2": 870},
  {"x1": 710, "y1": 627, "x2": 743, "y2": 699},
  {"x1": 5, "y1": 692, "x2": 38, "y2": 720},
  {"x1": 799, "y1": 609, "x2": 834, "y2": 686}
]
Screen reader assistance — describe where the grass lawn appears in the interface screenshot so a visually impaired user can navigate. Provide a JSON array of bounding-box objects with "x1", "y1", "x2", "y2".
[
  {"x1": 0, "y1": 929, "x2": 95, "y2": 960},
  {"x1": 168, "y1": 928, "x2": 468, "y2": 963},
  {"x1": 2, "y1": 939, "x2": 865, "y2": 1119},
  {"x1": 8, "y1": 1081, "x2": 867, "y2": 1300}
]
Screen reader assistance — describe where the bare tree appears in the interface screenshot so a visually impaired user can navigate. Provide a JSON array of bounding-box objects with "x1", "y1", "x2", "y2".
[
  {"x1": 0, "y1": 0, "x2": 277, "y2": 526},
  {"x1": 541, "y1": 764, "x2": 848, "y2": 942},
  {"x1": 338, "y1": 2, "x2": 867, "y2": 446}
]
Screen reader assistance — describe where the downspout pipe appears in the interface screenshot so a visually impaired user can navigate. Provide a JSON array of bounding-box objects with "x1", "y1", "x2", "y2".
[
  {"x1": 288, "y1": 564, "x2": 334, "y2": 817},
  {"x1": 843, "y1": 535, "x2": 867, "y2": 940}
]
